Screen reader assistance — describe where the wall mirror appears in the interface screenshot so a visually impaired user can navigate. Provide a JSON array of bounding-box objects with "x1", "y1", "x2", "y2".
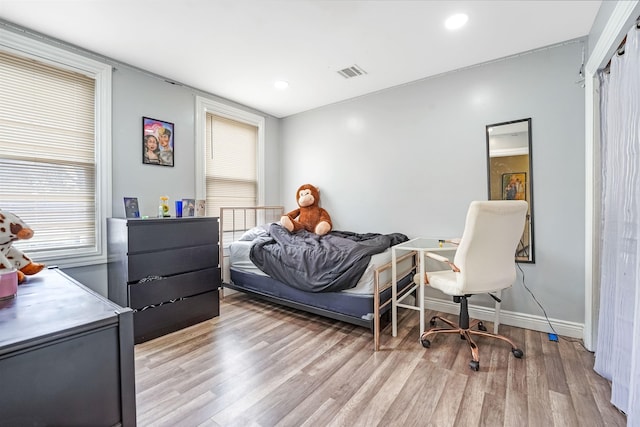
[{"x1": 486, "y1": 118, "x2": 534, "y2": 263}]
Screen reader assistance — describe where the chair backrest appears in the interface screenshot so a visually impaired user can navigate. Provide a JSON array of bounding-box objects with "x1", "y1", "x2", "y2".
[{"x1": 452, "y1": 200, "x2": 528, "y2": 294}]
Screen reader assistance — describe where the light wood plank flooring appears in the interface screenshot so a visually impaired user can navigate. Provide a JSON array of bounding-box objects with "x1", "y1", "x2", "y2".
[{"x1": 135, "y1": 293, "x2": 626, "y2": 427}]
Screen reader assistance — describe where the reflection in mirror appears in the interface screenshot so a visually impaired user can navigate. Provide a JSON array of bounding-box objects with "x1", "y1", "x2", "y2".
[{"x1": 486, "y1": 118, "x2": 534, "y2": 263}]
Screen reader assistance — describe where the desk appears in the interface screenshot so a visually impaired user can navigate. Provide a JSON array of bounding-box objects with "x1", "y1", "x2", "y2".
[{"x1": 391, "y1": 237, "x2": 458, "y2": 337}]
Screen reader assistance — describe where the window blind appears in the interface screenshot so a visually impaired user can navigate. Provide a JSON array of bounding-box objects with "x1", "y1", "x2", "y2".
[
  {"x1": 205, "y1": 113, "x2": 257, "y2": 218},
  {"x1": 0, "y1": 50, "x2": 97, "y2": 256}
]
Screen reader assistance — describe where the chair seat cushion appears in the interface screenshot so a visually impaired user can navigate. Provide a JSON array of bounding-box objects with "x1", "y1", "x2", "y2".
[{"x1": 413, "y1": 272, "x2": 509, "y2": 296}]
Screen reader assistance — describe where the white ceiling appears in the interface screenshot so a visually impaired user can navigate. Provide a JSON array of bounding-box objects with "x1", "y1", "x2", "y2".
[{"x1": 0, "y1": 0, "x2": 601, "y2": 118}]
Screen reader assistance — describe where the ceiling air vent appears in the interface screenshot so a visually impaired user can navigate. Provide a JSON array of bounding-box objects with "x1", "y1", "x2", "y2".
[{"x1": 337, "y1": 64, "x2": 367, "y2": 79}]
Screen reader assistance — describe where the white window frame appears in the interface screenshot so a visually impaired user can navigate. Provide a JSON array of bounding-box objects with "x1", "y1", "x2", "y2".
[
  {"x1": 194, "y1": 96, "x2": 265, "y2": 206},
  {"x1": 0, "y1": 27, "x2": 112, "y2": 268}
]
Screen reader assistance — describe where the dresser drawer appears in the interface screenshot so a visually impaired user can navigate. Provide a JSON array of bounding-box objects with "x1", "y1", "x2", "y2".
[
  {"x1": 128, "y1": 267, "x2": 220, "y2": 308},
  {"x1": 127, "y1": 218, "x2": 219, "y2": 253},
  {"x1": 133, "y1": 290, "x2": 219, "y2": 344},
  {"x1": 127, "y1": 244, "x2": 219, "y2": 282}
]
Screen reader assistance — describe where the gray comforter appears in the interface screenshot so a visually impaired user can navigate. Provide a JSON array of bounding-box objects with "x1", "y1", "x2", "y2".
[{"x1": 249, "y1": 223, "x2": 408, "y2": 293}]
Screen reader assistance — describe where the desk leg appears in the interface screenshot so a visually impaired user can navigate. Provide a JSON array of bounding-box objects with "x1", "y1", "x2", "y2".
[
  {"x1": 419, "y1": 251, "x2": 425, "y2": 336},
  {"x1": 494, "y1": 289, "x2": 502, "y2": 334},
  {"x1": 391, "y1": 249, "x2": 398, "y2": 337},
  {"x1": 374, "y1": 269, "x2": 380, "y2": 351}
]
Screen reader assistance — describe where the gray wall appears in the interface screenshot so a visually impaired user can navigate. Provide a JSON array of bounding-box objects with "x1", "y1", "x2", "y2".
[{"x1": 280, "y1": 39, "x2": 587, "y2": 325}]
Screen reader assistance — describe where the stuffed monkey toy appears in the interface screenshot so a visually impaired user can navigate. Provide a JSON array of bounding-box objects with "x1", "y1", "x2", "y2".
[
  {"x1": 281, "y1": 184, "x2": 333, "y2": 236},
  {"x1": 0, "y1": 209, "x2": 46, "y2": 283}
]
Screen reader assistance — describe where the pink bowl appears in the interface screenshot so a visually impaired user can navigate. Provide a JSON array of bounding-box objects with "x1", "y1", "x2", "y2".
[{"x1": 0, "y1": 270, "x2": 18, "y2": 300}]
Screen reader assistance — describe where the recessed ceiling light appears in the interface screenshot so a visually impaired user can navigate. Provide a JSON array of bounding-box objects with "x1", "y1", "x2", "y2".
[
  {"x1": 445, "y1": 13, "x2": 468, "y2": 30},
  {"x1": 274, "y1": 80, "x2": 289, "y2": 90}
]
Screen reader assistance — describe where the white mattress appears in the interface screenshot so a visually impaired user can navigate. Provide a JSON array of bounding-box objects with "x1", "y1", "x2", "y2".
[{"x1": 229, "y1": 240, "x2": 413, "y2": 296}]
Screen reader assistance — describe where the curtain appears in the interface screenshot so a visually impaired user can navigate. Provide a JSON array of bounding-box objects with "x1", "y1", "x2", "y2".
[{"x1": 595, "y1": 20, "x2": 640, "y2": 426}]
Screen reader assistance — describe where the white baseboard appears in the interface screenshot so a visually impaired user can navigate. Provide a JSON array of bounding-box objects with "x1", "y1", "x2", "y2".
[{"x1": 424, "y1": 297, "x2": 584, "y2": 339}]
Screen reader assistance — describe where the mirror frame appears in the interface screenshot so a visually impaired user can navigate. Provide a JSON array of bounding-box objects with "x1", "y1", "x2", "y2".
[{"x1": 485, "y1": 118, "x2": 535, "y2": 263}]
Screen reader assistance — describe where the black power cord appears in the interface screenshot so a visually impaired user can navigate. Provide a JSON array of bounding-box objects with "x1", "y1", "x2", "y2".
[{"x1": 517, "y1": 263, "x2": 591, "y2": 352}]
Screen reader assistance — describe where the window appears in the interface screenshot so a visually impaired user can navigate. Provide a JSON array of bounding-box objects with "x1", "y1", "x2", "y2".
[
  {"x1": 205, "y1": 114, "x2": 257, "y2": 214},
  {"x1": 0, "y1": 28, "x2": 111, "y2": 267},
  {"x1": 195, "y1": 97, "x2": 265, "y2": 218}
]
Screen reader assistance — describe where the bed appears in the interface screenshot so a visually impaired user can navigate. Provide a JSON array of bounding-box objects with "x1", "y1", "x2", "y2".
[{"x1": 220, "y1": 206, "x2": 417, "y2": 351}]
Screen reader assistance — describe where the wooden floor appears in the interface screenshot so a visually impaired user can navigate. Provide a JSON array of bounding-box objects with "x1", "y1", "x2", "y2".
[{"x1": 135, "y1": 293, "x2": 626, "y2": 427}]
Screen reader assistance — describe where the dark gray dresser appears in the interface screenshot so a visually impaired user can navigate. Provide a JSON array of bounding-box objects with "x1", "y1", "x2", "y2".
[
  {"x1": 107, "y1": 216, "x2": 220, "y2": 344},
  {"x1": 0, "y1": 267, "x2": 136, "y2": 426}
]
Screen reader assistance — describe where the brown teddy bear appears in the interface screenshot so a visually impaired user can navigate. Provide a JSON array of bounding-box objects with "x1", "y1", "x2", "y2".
[
  {"x1": 0, "y1": 209, "x2": 46, "y2": 283},
  {"x1": 280, "y1": 184, "x2": 333, "y2": 235}
]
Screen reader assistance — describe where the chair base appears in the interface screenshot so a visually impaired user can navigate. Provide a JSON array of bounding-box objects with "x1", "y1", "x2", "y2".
[{"x1": 420, "y1": 314, "x2": 524, "y2": 371}]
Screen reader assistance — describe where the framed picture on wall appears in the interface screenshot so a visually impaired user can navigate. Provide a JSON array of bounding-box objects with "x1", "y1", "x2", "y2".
[
  {"x1": 142, "y1": 117, "x2": 174, "y2": 167},
  {"x1": 502, "y1": 172, "x2": 526, "y2": 201}
]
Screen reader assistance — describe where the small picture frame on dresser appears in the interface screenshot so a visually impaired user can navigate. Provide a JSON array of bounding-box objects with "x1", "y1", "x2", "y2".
[
  {"x1": 124, "y1": 197, "x2": 140, "y2": 218},
  {"x1": 182, "y1": 199, "x2": 196, "y2": 217},
  {"x1": 195, "y1": 200, "x2": 206, "y2": 216}
]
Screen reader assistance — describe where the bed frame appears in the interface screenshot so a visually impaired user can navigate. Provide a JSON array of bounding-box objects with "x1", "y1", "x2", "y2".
[{"x1": 219, "y1": 206, "x2": 417, "y2": 351}]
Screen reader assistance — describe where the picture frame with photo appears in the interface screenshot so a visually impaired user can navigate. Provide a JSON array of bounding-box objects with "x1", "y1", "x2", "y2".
[
  {"x1": 196, "y1": 200, "x2": 206, "y2": 217},
  {"x1": 182, "y1": 199, "x2": 196, "y2": 217},
  {"x1": 124, "y1": 197, "x2": 140, "y2": 218},
  {"x1": 142, "y1": 116, "x2": 174, "y2": 167},
  {"x1": 502, "y1": 172, "x2": 526, "y2": 201}
]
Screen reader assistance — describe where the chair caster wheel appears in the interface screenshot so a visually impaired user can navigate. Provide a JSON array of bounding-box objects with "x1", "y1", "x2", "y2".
[
  {"x1": 477, "y1": 321, "x2": 487, "y2": 331},
  {"x1": 512, "y1": 348, "x2": 524, "y2": 358},
  {"x1": 429, "y1": 317, "x2": 437, "y2": 327},
  {"x1": 469, "y1": 360, "x2": 480, "y2": 371},
  {"x1": 420, "y1": 337, "x2": 431, "y2": 348}
]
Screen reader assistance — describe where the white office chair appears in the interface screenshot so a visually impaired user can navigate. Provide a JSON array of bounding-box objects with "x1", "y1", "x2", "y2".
[{"x1": 417, "y1": 200, "x2": 528, "y2": 371}]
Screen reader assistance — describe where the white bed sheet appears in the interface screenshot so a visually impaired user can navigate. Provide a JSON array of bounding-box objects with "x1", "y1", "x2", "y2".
[{"x1": 229, "y1": 240, "x2": 413, "y2": 296}]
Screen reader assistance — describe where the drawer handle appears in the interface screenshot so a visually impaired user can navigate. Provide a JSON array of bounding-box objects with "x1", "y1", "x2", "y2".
[
  {"x1": 137, "y1": 275, "x2": 166, "y2": 284},
  {"x1": 135, "y1": 296, "x2": 186, "y2": 312}
]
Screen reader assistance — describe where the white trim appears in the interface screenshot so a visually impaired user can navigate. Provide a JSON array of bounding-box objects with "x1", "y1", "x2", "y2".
[
  {"x1": 585, "y1": 2, "x2": 640, "y2": 76},
  {"x1": 194, "y1": 96, "x2": 266, "y2": 205},
  {"x1": 425, "y1": 297, "x2": 583, "y2": 339},
  {"x1": 0, "y1": 26, "x2": 112, "y2": 268},
  {"x1": 584, "y1": 0, "x2": 640, "y2": 351},
  {"x1": 95, "y1": 59, "x2": 113, "y2": 266},
  {"x1": 584, "y1": 73, "x2": 599, "y2": 352},
  {"x1": 0, "y1": 27, "x2": 110, "y2": 77}
]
